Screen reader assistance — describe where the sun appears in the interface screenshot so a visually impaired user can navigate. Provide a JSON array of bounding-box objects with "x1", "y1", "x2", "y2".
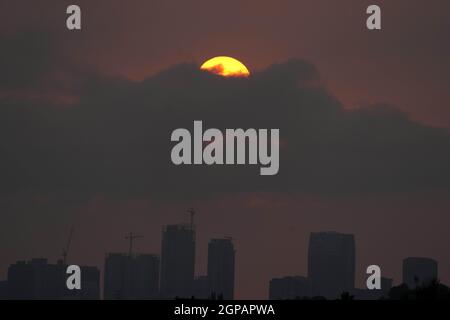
[{"x1": 200, "y1": 56, "x2": 250, "y2": 78}]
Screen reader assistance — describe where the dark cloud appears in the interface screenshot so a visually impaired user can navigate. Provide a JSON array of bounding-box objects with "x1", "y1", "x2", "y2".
[
  {"x1": 1, "y1": 49, "x2": 449, "y2": 198},
  {"x1": 0, "y1": 30, "x2": 55, "y2": 90}
]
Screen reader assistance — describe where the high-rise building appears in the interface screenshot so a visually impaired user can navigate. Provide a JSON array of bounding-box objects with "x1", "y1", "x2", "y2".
[
  {"x1": 207, "y1": 238, "x2": 235, "y2": 300},
  {"x1": 0, "y1": 281, "x2": 7, "y2": 299},
  {"x1": 269, "y1": 276, "x2": 311, "y2": 300},
  {"x1": 308, "y1": 232, "x2": 355, "y2": 299},
  {"x1": 402, "y1": 257, "x2": 438, "y2": 288},
  {"x1": 129, "y1": 254, "x2": 160, "y2": 299},
  {"x1": 104, "y1": 253, "x2": 159, "y2": 299},
  {"x1": 160, "y1": 224, "x2": 196, "y2": 299},
  {"x1": 63, "y1": 265, "x2": 100, "y2": 300},
  {"x1": 7, "y1": 259, "x2": 42, "y2": 299},
  {"x1": 7, "y1": 258, "x2": 99, "y2": 299},
  {"x1": 193, "y1": 276, "x2": 210, "y2": 299},
  {"x1": 104, "y1": 253, "x2": 127, "y2": 299}
]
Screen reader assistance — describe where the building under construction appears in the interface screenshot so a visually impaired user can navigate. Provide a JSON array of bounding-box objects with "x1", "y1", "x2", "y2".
[{"x1": 160, "y1": 223, "x2": 196, "y2": 299}]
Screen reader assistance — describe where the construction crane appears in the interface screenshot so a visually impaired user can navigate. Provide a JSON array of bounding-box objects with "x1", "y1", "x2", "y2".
[
  {"x1": 125, "y1": 232, "x2": 143, "y2": 256},
  {"x1": 187, "y1": 208, "x2": 196, "y2": 230},
  {"x1": 62, "y1": 225, "x2": 74, "y2": 265}
]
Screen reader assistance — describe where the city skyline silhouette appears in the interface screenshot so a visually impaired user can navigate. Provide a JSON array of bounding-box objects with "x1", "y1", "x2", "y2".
[{"x1": 0, "y1": 215, "x2": 446, "y2": 300}]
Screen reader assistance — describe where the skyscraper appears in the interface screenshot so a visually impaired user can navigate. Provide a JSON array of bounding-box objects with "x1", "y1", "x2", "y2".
[
  {"x1": 403, "y1": 257, "x2": 438, "y2": 288},
  {"x1": 103, "y1": 253, "x2": 127, "y2": 299},
  {"x1": 193, "y1": 275, "x2": 210, "y2": 299},
  {"x1": 129, "y1": 254, "x2": 160, "y2": 299},
  {"x1": 160, "y1": 224, "x2": 196, "y2": 299},
  {"x1": 308, "y1": 232, "x2": 355, "y2": 299},
  {"x1": 207, "y1": 238, "x2": 235, "y2": 300},
  {"x1": 104, "y1": 253, "x2": 159, "y2": 299}
]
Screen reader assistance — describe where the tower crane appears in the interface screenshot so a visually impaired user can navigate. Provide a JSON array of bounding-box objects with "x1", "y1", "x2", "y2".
[{"x1": 62, "y1": 225, "x2": 74, "y2": 265}]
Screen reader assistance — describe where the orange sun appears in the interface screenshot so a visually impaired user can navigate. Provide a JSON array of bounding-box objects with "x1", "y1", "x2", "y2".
[{"x1": 200, "y1": 56, "x2": 250, "y2": 78}]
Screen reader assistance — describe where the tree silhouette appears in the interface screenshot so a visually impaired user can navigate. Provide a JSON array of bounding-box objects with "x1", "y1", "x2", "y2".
[
  {"x1": 340, "y1": 292, "x2": 354, "y2": 301},
  {"x1": 389, "y1": 279, "x2": 450, "y2": 300}
]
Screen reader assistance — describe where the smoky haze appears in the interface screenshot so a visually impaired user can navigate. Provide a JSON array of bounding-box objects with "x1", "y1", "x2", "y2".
[
  {"x1": 1, "y1": 57, "x2": 450, "y2": 196},
  {"x1": 1, "y1": 2, "x2": 450, "y2": 298}
]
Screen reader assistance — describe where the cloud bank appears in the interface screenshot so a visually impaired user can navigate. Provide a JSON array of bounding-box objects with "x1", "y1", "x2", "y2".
[{"x1": 1, "y1": 32, "x2": 450, "y2": 199}]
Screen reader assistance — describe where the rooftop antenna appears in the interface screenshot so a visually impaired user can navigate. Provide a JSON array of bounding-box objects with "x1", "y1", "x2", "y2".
[
  {"x1": 62, "y1": 225, "x2": 74, "y2": 265},
  {"x1": 187, "y1": 208, "x2": 196, "y2": 230},
  {"x1": 125, "y1": 232, "x2": 143, "y2": 256}
]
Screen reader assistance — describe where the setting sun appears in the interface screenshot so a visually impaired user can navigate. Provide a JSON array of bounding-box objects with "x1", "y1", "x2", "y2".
[{"x1": 200, "y1": 56, "x2": 250, "y2": 78}]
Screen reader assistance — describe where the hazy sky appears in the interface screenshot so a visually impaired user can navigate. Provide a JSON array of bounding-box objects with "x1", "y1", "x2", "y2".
[{"x1": 1, "y1": 0, "x2": 449, "y2": 298}]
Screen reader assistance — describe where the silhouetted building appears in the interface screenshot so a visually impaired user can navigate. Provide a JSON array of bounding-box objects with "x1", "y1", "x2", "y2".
[
  {"x1": 269, "y1": 276, "x2": 311, "y2": 299},
  {"x1": 193, "y1": 276, "x2": 210, "y2": 299},
  {"x1": 207, "y1": 238, "x2": 235, "y2": 300},
  {"x1": 58, "y1": 261, "x2": 100, "y2": 300},
  {"x1": 64, "y1": 265, "x2": 100, "y2": 300},
  {"x1": 104, "y1": 253, "x2": 159, "y2": 299},
  {"x1": 0, "y1": 281, "x2": 8, "y2": 299},
  {"x1": 381, "y1": 277, "x2": 393, "y2": 292},
  {"x1": 160, "y1": 224, "x2": 195, "y2": 299},
  {"x1": 6, "y1": 258, "x2": 99, "y2": 299},
  {"x1": 403, "y1": 257, "x2": 438, "y2": 288},
  {"x1": 7, "y1": 258, "x2": 61, "y2": 299},
  {"x1": 308, "y1": 232, "x2": 355, "y2": 299},
  {"x1": 104, "y1": 254, "x2": 127, "y2": 299},
  {"x1": 352, "y1": 277, "x2": 393, "y2": 300},
  {"x1": 129, "y1": 254, "x2": 160, "y2": 299}
]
